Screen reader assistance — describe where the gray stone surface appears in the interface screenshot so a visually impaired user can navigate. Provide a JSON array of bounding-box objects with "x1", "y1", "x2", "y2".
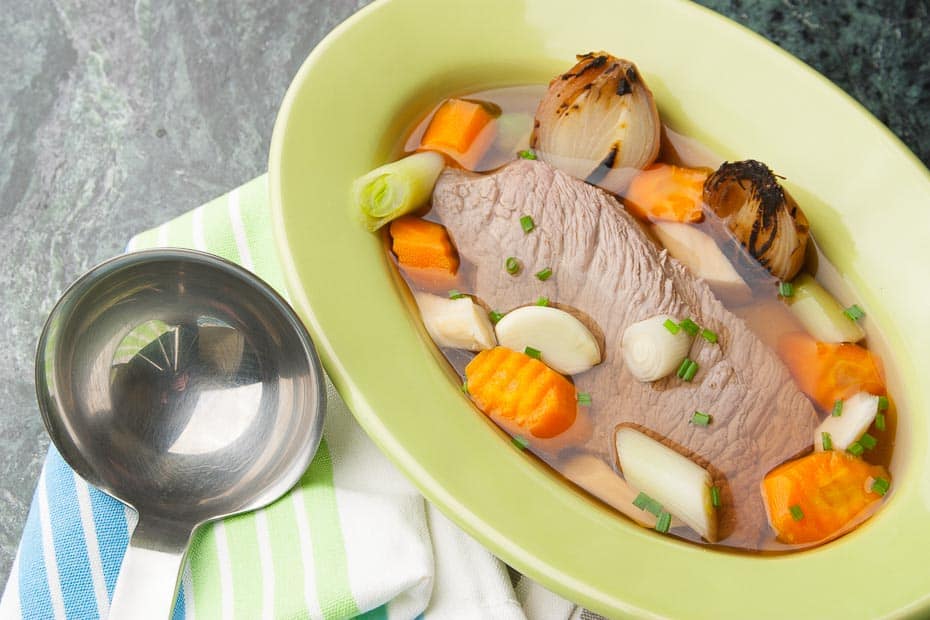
[{"x1": 0, "y1": 0, "x2": 927, "y2": 587}]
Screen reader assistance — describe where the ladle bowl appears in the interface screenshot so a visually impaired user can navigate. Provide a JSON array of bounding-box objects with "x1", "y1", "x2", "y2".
[{"x1": 35, "y1": 249, "x2": 325, "y2": 619}]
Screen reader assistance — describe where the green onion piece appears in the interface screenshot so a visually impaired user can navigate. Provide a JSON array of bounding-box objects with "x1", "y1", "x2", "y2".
[
  {"x1": 505, "y1": 256, "x2": 520, "y2": 275},
  {"x1": 536, "y1": 296, "x2": 549, "y2": 307},
  {"x1": 843, "y1": 304, "x2": 865, "y2": 321},
  {"x1": 859, "y1": 433, "x2": 878, "y2": 450},
  {"x1": 779, "y1": 281, "x2": 794, "y2": 297},
  {"x1": 875, "y1": 413, "x2": 886, "y2": 432},
  {"x1": 524, "y1": 346, "x2": 541, "y2": 359},
  {"x1": 677, "y1": 357, "x2": 693, "y2": 379},
  {"x1": 679, "y1": 318, "x2": 700, "y2": 336},
  {"x1": 517, "y1": 149, "x2": 537, "y2": 160},
  {"x1": 663, "y1": 319, "x2": 680, "y2": 335},
  {"x1": 520, "y1": 215, "x2": 535, "y2": 233},
  {"x1": 821, "y1": 431, "x2": 833, "y2": 451},
  {"x1": 535, "y1": 267, "x2": 553, "y2": 281},
  {"x1": 461, "y1": 380, "x2": 468, "y2": 394},
  {"x1": 789, "y1": 504, "x2": 804, "y2": 521},
  {"x1": 512, "y1": 435, "x2": 528, "y2": 450},
  {"x1": 711, "y1": 486, "x2": 721, "y2": 508},
  {"x1": 577, "y1": 392, "x2": 592, "y2": 406},
  {"x1": 655, "y1": 511, "x2": 672, "y2": 533},
  {"x1": 691, "y1": 411, "x2": 712, "y2": 426},
  {"x1": 870, "y1": 477, "x2": 890, "y2": 496},
  {"x1": 831, "y1": 400, "x2": 843, "y2": 417},
  {"x1": 353, "y1": 151, "x2": 446, "y2": 231},
  {"x1": 632, "y1": 492, "x2": 651, "y2": 511},
  {"x1": 878, "y1": 395, "x2": 889, "y2": 411},
  {"x1": 682, "y1": 360, "x2": 699, "y2": 382},
  {"x1": 489, "y1": 310, "x2": 504, "y2": 324},
  {"x1": 448, "y1": 289, "x2": 466, "y2": 299},
  {"x1": 847, "y1": 442, "x2": 865, "y2": 457},
  {"x1": 701, "y1": 328, "x2": 718, "y2": 344}
]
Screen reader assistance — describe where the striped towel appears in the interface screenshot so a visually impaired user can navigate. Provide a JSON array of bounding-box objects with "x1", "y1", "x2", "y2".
[{"x1": 0, "y1": 176, "x2": 583, "y2": 620}]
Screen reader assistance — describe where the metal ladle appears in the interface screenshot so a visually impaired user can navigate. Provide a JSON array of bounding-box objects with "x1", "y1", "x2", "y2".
[{"x1": 35, "y1": 249, "x2": 325, "y2": 619}]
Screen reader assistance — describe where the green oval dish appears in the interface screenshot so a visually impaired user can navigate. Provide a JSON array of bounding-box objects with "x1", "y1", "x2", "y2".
[{"x1": 269, "y1": 0, "x2": 930, "y2": 617}]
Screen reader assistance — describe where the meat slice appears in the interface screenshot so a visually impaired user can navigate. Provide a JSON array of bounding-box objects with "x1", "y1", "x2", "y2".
[{"x1": 431, "y1": 159, "x2": 818, "y2": 547}]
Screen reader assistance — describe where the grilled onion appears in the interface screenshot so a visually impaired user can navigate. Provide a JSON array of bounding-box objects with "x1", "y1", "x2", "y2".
[
  {"x1": 531, "y1": 52, "x2": 660, "y2": 193},
  {"x1": 703, "y1": 160, "x2": 810, "y2": 281}
]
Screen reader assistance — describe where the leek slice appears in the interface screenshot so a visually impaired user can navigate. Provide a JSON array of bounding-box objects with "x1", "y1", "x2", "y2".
[
  {"x1": 787, "y1": 274, "x2": 865, "y2": 343},
  {"x1": 353, "y1": 151, "x2": 445, "y2": 231}
]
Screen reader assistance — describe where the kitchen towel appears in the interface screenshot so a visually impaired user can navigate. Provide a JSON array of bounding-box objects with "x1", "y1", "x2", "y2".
[{"x1": 0, "y1": 175, "x2": 587, "y2": 620}]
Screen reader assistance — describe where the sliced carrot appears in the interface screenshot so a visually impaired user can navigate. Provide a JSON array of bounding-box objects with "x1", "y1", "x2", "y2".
[
  {"x1": 419, "y1": 98, "x2": 499, "y2": 170},
  {"x1": 623, "y1": 163, "x2": 709, "y2": 223},
  {"x1": 390, "y1": 216, "x2": 459, "y2": 277},
  {"x1": 778, "y1": 331, "x2": 885, "y2": 412},
  {"x1": 465, "y1": 346, "x2": 577, "y2": 438},
  {"x1": 762, "y1": 451, "x2": 889, "y2": 545}
]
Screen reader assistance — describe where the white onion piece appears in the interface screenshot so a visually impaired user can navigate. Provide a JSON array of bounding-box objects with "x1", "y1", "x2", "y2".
[
  {"x1": 616, "y1": 427, "x2": 718, "y2": 542},
  {"x1": 621, "y1": 315, "x2": 692, "y2": 382},
  {"x1": 494, "y1": 305, "x2": 600, "y2": 375},
  {"x1": 531, "y1": 52, "x2": 659, "y2": 192},
  {"x1": 415, "y1": 292, "x2": 496, "y2": 352},
  {"x1": 814, "y1": 392, "x2": 880, "y2": 451}
]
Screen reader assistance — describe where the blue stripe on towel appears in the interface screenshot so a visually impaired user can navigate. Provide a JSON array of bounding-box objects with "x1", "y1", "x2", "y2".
[
  {"x1": 88, "y1": 481, "x2": 129, "y2": 598},
  {"x1": 46, "y1": 448, "x2": 98, "y2": 619},
  {"x1": 172, "y1": 581, "x2": 185, "y2": 619},
  {"x1": 17, "y1": 470, "x2": 54, "y2": 618}
]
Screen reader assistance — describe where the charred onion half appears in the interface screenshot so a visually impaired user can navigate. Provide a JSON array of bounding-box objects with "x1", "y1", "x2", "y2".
[
  {"x1": 703, "y1": 160, "x2": 810, "y2": 281},
  {"x1": 531, "y1": 52, "x2": 660, "y2": 193}
]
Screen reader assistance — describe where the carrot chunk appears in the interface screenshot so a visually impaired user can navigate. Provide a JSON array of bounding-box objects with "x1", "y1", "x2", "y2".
[
  {"x1": 623, "y1": 163, "x2": 709, "y2": 223},
  {"x1": 762, "y1": 451, "x2": 889, "y2": 544},
  {"x1": 465, "y1": 346, "x2": 577, "y2": 438},
  {"x1": 778, "y1": 331, "x2": 885, "y2": 412},
  {"x1": 419, "y1": 98, "x2": 499, "y2": 170},
  {"x1": 390, "y1": 216, "x2": 459, "y2": 275}
]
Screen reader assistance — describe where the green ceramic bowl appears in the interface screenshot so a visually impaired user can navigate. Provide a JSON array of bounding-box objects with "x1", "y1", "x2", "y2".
[{"x1": 269, "y1": 0, "x2": 930, "y2": 617}]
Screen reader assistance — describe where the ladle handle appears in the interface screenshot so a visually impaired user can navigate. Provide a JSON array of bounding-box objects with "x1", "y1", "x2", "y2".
[{"x1": 109, "y1": 518, "x2": 192, "y2": 620}]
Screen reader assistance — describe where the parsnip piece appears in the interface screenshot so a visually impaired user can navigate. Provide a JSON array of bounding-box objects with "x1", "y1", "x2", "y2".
[
  {"x1": 814, "y1": 392, "x2": 879, "y2": 451},
  {"x1": 651, "y1": 221, "x2": 750, "y2": 302},
  {"x1": 788, "y1": 274, "x2": 866, "y2": 344},
  {"x1": 415, "y1": 292, "x2": 496, "y2": 351},
  {"x1": 615, "y1": 427, "x2": 718, "y2": 542},
  {"x1": 494, "y1": 305, "x2": 600, "y2": 375}
]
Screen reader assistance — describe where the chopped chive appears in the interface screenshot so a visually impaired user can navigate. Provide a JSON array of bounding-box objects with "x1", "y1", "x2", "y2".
[
  {"x1": 535, "y1": 267, "x2": 553, "y2": 281},
  {"x1": 632, "y1": 491, "x2": 662, "y2": 516},
  {"x1": 663, "y1": 319, "x2": 680, "y2": 335},
  {"x1": 843, "y1": 304, "x2": 865, "y2": 321},
  {"x1": 461, "y1": 380, "x2": 468, "y2": 394},
  {"x1": 489, "y1": 310, "x2": 504, "y2": 324},
  {"x1": 682, "y1": 360, "x2": 699, "y2": 382},
  {"x1": 505, "y1": 256, "x2": 520, "y2": 275},
  {"x1": 655, "y1": 511, "x2": 671, "y2": 533},
  {"x1": 847, "y1": 442, "x2": 865, "y2": 457},
  {"x1": 679, "y1": 318, "x2": 700, "y2": 336},
  {"x1": 779, "y1": 281, "x2": 794, "y2": 297},
  {"x1": 691, "y1": 411, "x2": 712, "y2": 426},
  {"x1": 517, "y1": 149, "x2": 537, "y2": 160},
  {"x1": 878, "y1": 395, "x2": 889, "y2": 411},
  {"x1": 821, "y1": 431, "x2": 833, "y2": 451},
  {"x1": 789, "y1": 504, "x2": 804, "y2": 521},
  {"x1": 512, "y1": 435, "x2": 529, "y2": 450},
  {"x1": 701, "y1": 328, "x2": 718, "y2": 344},
  {"x1": 711, "y1": 486, "x2": 721, "y2": 508},
  {"x1": 831, "y1": 400, "x2": 843, "y2": 417},
  {"x1": 870, "y1": 477, "x2": 890, "y2": 496},
  {"x1": 524, "y1": 346, "x2": 541, "y2": 359},
  {"x1": 520, "y1": 215, "x2": 535, "y2": 233},
  {"x1": 577, "y1": 392, "x2": 592, "y2": 406},
  {"x1": 677, "y1": 357, "x2": 692, "y2": 378},
  {"x1": 859, "y1": 433, "x2": 878, "y2": 450},
  {"x1": 536, "y1": 296, "x2": 549, "y2": 307},
  {"x1": 875, "y1": 413, "x2": 886, "y2": 432},
  {"x1": 449, "y1": 289, "x2": 467, "y2": 299}
]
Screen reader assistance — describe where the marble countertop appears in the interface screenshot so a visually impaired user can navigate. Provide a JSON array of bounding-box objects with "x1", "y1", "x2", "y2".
[{"x1": 1, "y1": 0, "x2": 927, "y2": 583}]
